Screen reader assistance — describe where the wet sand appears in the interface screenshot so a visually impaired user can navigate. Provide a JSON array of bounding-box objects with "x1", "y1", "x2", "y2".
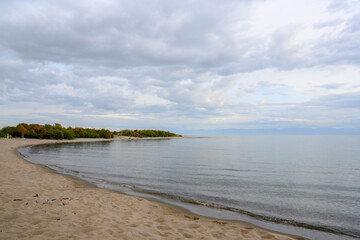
[{"x1": 0, "y1": 138, "x2": 305, "y2": 240}]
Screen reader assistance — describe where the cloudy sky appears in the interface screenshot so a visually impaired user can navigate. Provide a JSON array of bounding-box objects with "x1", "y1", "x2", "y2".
[{"x1": 1, "y1": 0, "x2": 360, "y2": 134}]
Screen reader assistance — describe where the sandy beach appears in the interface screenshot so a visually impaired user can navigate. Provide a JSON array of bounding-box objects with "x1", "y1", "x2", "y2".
[{"x1": 0, "y1": 138, "x2": 305, "y2": 240}]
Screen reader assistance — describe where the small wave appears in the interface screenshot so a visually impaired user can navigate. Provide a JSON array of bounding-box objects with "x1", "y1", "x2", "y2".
[
  {"x1": 120, "y1": 187, "x2": 359, "y2": 239},
  {"x1": 67, "y1": 177, "x2": 359, "y2": 238}
]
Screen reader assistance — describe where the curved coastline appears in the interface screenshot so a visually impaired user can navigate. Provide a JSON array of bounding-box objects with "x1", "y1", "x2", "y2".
[{"x1": 1, "y1": 138, "x2": 305, "y2": 240}]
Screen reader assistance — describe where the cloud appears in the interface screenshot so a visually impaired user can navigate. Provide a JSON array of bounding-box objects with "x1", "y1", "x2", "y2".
[
  {"x1": 305, "y1": 92, "x2": 360, "y2": 109},
  {"x1": 317, "y1": 83, "x2": 346, "y2": 89},
  {"x1": 313, "y1": 14, "x2": 360, "y2": 66},
  {"x1": 0, "y1": 1, "x2": 252, "y2": 69},
  {"x1": 273, "y1": 117, "x2": 334, "y2": 124},
  {"x1": 314, "y1": 19, "x2": 343, "y2": 29},
  {"x1": 0, "y1": 0, "x2": 360, "y2": 132}
]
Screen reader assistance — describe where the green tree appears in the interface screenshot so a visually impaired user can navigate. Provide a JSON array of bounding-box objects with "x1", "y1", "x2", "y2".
[{"x1": 1, "y1": 123, "x2": 114, "y2": 139}]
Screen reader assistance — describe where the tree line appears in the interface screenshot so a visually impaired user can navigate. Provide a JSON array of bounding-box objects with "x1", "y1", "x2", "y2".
[
  {"x1": 0, "y1": 123, "x2": 114, "y2": 139},
  {"x1": 118, "y1": 129, "x2": 181, "y2": 138}
]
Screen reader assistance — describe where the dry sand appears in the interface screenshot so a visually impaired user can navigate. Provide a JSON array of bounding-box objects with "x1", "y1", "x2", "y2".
[{"x1": 0, "y1": 138, "x2": 305, "y2": 240}]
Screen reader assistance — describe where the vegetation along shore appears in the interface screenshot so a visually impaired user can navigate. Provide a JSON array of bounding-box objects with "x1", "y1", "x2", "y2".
[{"x1": 0, "y1": 123, "x2": 181, "y2": 140}]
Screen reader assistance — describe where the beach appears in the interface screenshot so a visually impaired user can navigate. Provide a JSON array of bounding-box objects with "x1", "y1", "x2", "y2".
[{"x1": 0, "y1": 138, "x2": 304, "y2": 240}]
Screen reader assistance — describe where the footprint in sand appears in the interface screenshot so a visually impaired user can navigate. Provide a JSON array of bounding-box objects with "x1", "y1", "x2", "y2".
[
  {"x1": 212, "y1": 232, "x2": 225, "y2": 238},
  {"x1": 188, "y1": 223, "x2": 200, "y2": 229},
  {"x1": 241, "y1": 229, "x2": 249, "y2": 234},
  {"x1": 157, "y1": 225, "x2": 171, "y2": 230},
  {"x1": 182, "y1": 232, "x2": 193, "y2": 238},
  {"x1": 155, "y1": 217, "x2": 165, "y2": 223},
  {"x1": 260, "y1": 233, "x2": 275, "y2": 239}
]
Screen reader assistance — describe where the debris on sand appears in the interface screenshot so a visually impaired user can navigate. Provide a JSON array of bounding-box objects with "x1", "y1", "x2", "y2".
[{"x1": 184, "y1": 215, "x2": 200, "y2": 220}]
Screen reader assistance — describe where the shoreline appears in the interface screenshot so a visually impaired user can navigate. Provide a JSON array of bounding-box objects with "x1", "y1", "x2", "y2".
[{"x1": 1, "y1": 138, "x2": 305, "y2": 239}]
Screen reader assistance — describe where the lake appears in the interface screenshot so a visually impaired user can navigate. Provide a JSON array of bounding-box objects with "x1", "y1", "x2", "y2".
[{"x1": 19, "y1": 136, "x2": 360, "y2": 239}]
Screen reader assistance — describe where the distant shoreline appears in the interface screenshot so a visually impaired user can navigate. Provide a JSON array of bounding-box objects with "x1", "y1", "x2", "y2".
[{"x1": 114, "y1": 135, "x2": 200, "y2": 140}]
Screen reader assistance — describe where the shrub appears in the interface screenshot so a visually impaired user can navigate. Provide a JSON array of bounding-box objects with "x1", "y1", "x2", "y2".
[{"x1": 118, "y1": 129, "x2": 181, "y2": 138}]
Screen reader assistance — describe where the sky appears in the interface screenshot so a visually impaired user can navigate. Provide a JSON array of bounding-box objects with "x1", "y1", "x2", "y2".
[{"x1": 1, "y1": 0, "x2": 360, "y2": 134}]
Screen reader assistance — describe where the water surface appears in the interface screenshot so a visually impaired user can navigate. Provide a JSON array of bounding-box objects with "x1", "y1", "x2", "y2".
[{"x1": 19, "y1": 136, "x2": 360, "y2": 239}]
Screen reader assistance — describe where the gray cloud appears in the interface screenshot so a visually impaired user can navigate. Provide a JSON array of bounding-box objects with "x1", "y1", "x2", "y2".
[
  {"x1": 314, "y1": 19, "x2": 343, "y2": 29},
  {"x1": 305, "y1": 92, "x2": 360, "y2": 109},
  {"x1": 0, "y1": 1, "x2": 253, "y2": 69},
  {"x1": 2, "y1": 0, "x2": 355, "y2": 75},
  {"x1": 317, "y1": 83, "x2": 346, "y2": 89},
  {"x1": 314, "y1": 14, "x2": 360, "y2": 66},
  {"x1": 1, "y1": 0, "x2": 360, "y2": 132}
]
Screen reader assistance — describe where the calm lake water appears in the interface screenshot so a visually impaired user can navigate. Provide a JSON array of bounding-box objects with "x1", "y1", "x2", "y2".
[{"x1": 19, "y1": 136, "x2": 360, "y2": 240}]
